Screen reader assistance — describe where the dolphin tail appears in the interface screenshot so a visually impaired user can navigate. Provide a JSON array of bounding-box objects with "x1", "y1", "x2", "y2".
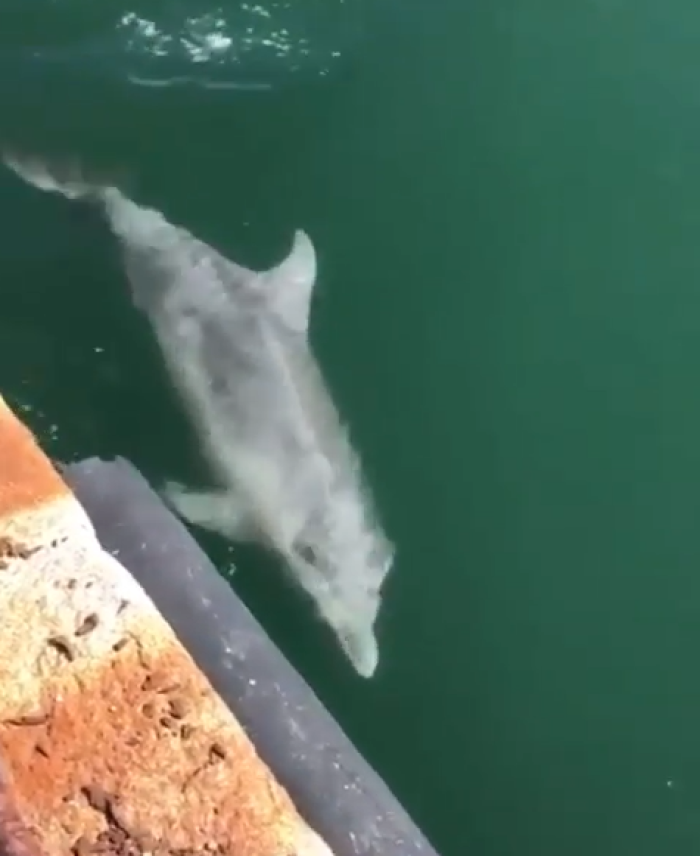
[{"x1": 3, "y1": 151, "x2": 117, "y2": 201}]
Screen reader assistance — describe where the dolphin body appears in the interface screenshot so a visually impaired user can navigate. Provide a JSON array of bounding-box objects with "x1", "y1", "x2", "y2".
[{"x1": 4, "y1": 155, "x2": 395, "y2": 677}]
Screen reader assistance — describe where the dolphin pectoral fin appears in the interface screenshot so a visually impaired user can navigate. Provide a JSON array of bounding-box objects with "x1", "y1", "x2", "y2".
[{"x1": 161, "y1": 481, "x2": 254, "y2": 541}]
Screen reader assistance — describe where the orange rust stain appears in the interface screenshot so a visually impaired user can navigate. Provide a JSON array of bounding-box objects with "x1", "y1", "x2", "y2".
[
  {"x1": 0, "y1": 401, "x2": 68, "y2": 518},
  {"x1": 0, "y1": 640, "x2": 298, "y2": 856}
]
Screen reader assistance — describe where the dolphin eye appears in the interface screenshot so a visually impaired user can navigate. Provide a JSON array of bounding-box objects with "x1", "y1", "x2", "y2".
[{"x1": 296, "y1": 543, "x2": 317, "y2": 565}]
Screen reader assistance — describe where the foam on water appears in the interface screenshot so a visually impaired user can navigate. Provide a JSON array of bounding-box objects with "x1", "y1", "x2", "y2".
[{"x1": 0, "y1": 0, "x2": 368, "y2": 88}]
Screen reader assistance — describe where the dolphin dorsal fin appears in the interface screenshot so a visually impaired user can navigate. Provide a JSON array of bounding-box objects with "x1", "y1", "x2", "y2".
[{"x1": 257, "y1": 230, "x2": 317, "y2": 335}]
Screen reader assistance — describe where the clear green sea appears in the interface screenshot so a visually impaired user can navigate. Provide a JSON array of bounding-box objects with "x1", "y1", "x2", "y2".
[{"x1": 3, "y1": 1, "x2": 700, "y2": 853}]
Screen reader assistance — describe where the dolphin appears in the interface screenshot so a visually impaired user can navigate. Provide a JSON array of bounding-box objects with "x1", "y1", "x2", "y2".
[{"x1": 3, "y1": 154, "x2": 395, "y2": 677}]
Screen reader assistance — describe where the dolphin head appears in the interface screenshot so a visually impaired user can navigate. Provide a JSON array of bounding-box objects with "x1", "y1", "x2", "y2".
[{"x1": 290, "y1": 498, "x2": 395, "y2": 679}]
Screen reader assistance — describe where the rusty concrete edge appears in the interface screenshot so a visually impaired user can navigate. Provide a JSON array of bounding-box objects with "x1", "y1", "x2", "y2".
[
  {"x1": 0, "y1": 393, "x2": 334, "y2": 856},
  {"x1": 61, "y1": 456, "x2": 440, "y2": 856}
]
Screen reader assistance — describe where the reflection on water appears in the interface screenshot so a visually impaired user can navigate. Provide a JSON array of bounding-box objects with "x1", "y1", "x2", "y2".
[{"x1": 0, "y1": 0, "x2": 369, "y2": 88}]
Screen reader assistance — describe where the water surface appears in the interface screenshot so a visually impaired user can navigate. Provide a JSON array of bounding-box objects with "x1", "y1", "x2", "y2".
[{"x1": 3, "y1": 1, "x2": 700, "y2": 855}]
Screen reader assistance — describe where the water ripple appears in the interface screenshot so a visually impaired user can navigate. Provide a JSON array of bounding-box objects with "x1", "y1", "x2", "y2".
[{"x1": 0, "y1": 0, "x2": 368, "y2": 88}]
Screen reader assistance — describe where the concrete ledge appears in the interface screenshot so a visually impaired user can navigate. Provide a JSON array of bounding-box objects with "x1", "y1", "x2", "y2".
[{"x1": 0, "y1": 394, "x2": 330, "y2": 856}]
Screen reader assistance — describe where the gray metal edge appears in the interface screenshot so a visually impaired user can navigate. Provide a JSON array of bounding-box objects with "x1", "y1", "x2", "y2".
[{"x1": 61, "y1": 456, "x2": 438, "y2": 856}]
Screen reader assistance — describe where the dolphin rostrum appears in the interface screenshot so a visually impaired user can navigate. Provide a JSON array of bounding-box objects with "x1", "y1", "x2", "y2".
[{"x1": 4, "y1": 154, "x2": 395, "y2": 677}]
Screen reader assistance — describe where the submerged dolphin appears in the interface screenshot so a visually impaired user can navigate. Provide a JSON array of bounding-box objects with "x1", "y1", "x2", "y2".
[{"x1": 4, "y1": 154, "x2": 395, "y2": 677}]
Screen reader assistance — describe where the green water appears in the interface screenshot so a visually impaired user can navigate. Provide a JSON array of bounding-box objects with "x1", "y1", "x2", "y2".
[{"x1": 4, "y1": 0, "x2": 700, "y2": 853}]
